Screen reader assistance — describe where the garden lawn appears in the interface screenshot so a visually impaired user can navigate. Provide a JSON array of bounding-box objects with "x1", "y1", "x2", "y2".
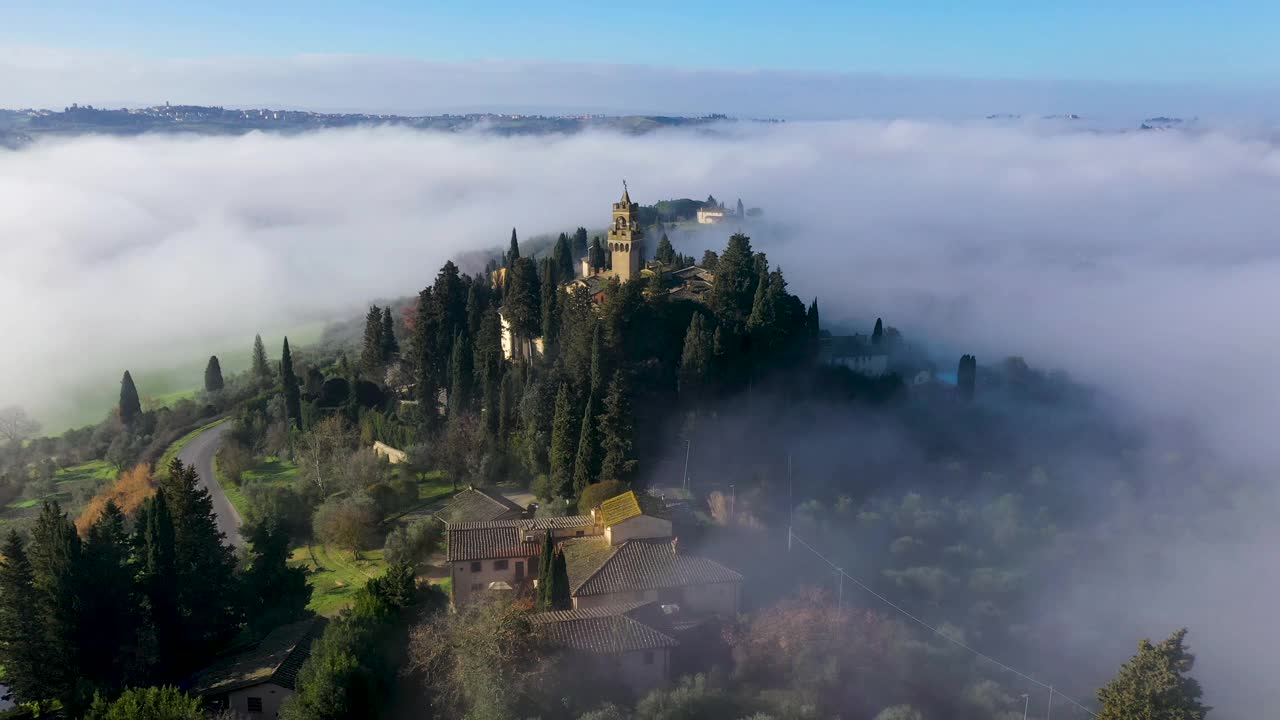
[{"x1": 291, "y1": 544, "x2": 389, "y2": 616}]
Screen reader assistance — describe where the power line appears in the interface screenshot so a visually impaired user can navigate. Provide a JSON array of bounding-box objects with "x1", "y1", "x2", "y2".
[{"x1": 788, "y1": 528, "x2": 1099, "y2": 718}]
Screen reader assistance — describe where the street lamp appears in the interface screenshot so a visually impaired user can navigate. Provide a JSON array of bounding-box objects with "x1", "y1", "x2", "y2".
[{"x1": 728, "y1": 483, "x2": 736, "y2": 524}]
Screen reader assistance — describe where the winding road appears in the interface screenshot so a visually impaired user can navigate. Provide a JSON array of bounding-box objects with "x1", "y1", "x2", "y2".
[{"x1": 177, "y1": 421, "x2": 243, "y2": 548}]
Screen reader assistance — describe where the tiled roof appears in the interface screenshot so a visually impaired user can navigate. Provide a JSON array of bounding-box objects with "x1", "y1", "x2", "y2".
[
  {"x1": 562, "y1": 537, "x2": 743, "y2": 597},
  {"x1": 532, "y1": 602, "x2": 678, "y2": 653},
  {"x1": 519, "y1": 516, "x2": 596, "y2": 531},
  {"x1": 192, "y1": 618, "x2": 325, "y2": 696},
  {"x1": 448, "y1": 525, "x2": 541, "y2": 562},
  {"x1": 435, "y1": 487, "x2": 525, "y2": 526}
]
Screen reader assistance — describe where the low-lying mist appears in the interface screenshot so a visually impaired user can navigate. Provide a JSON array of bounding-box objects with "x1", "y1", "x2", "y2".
[{"x1": 2, "y1": 120, "x2": 1276, "y2": 715}]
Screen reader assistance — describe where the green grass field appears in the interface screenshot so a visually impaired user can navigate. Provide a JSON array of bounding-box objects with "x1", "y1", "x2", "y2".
[
  {"x1": 55, "y1": 459, "x2": 115, "y2": 485},
  {"x1": 1, "y1": 459, "x2": 119, "y2": 528},
  {"x1": 291, "y1": 544, "x2": 389, "y2": 616}
]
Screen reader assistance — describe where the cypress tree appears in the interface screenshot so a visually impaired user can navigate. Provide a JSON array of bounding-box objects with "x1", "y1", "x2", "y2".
[
  {"x1": 656, "y1": 233, "x2": 675, "y2": 265},
  {"x1": 448, "y1": 330, "x2": 473, "y2": 416},
  {"x1": 27, "y1": 501, "x2": 85, "y2": 708},
  {"x1": 573, "y1": 227, "x2": 589, "y2": 258},
  {"x1": 160, "y1": 459, "x2": 241, "y2": 673},
  {"x1": 498, "y1": 371, "x2": 516, "y2": 439},
  {"x1": 708, "y1": 233, "x2": 756, "y2": 330},
  {"x1": 598, "y1": 371, "x2": 637, "y2": 483},
  {"x1": 0, "y1": 531, "x2": 44, "y2": 705},
  {"x1": 281, "y1": 337, "x2": 302, "y2": 429},
  {"x1": 507, "y1": 228, "x2": 521, "y2": 268},
  {"x1": 141, "y1": 490, "x2": 179, "y2": 678},
  {"x1": 736, "y1": 198, "x2": 745, "y2": 217},
  {"x1": 806, "y1": 298, "x2": 820, "y2": 337},
  {"x1": 536, "y1": 530, "x2": 556, "y2": 610},
  {"x1": 549, "y1": 385, "x2": 578, "y2": 499},
  {"x1": 553, "y1": 232, "x2": 574, "y2": 281},
  {"x1": 505, "y1": 257, "x2": 542, "y2": 348},
  {"x1": 678, "y1": 313, "x2": 712, "y2": 399},
  {"x1": 119, "y1": 370, "x2": 142, "y2": 424},
  {"x1": 360, "y1": 305, "x2": 385, "y2": 376},
  {"x1": 589, "y1": 323, "x2": 604, "y2": 395},
  {"x1": 540, "y1": 259, "x2": 561, "y2": 347},
  {"x1": 549, "y1": 550, "x2": 571, "y2": 610},
  {"x1": 203, "y1": 355, "x2": 224, "y2": 393},
  {"x1": 958, "y1": 354, "x2": 977, "y2": 401},
  {"x1": 1096, "y1": 629, "x2": 1209, "y2": 720},
  {"x1": 572, "y1": 392, "x2": 600, "y2": 494},
  {"x1": 81, "y1": 501, "x2": 137, "y2": 691},
  {"x1": 381, "y1": 306, "x2": 398, "y2": 361},
  {"x1": 252, "y1": 333, "x2": 272, "y2": 381}
]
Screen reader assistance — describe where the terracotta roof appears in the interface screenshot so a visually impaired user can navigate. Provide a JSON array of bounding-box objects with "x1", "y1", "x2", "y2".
[
  {"x1": 192, "y1": 618, "x2": 325, "y2": 696},
  {"x1": 562, "y1": 537, "x2": 742, "y2": 597},
  {"x1": 448, "y1": 525, "x2": 541, "y2": 562},
  {"x1": 435, "y1": 487, "x2": 525, "y2": 526},
  {"x1": 532, "y1": 601, "x2": 678, "y2": 653},
  {"x1": 519, "y1": 516, "x2": 596, "y2": 531}
]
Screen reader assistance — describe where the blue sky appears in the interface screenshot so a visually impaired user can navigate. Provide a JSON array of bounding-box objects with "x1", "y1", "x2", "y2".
[{"x1": 4, "y1": 0, "x2": 1279, "y2": 86}]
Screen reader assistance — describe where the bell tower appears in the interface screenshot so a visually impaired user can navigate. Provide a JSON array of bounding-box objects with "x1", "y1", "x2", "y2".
[{"x1": 607, "y1": 182, "x2": 643, "y2": 282}]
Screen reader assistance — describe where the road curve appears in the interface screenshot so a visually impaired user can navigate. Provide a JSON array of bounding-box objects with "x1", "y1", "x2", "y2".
[{"x1": 177, "y1": 421, "x2": 243, "y2": 548}]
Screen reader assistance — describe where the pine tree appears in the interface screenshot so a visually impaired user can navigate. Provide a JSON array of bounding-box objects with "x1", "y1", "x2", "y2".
[
  {"x1": 872, "y1": 318, "x2": 884, "y2": 345},
  {"x1": 572, "y1": 392, "x2": 600, "y2": 494},
  {"x1": 598, "y1": 371, "x2": 637, "y2": 482},
  {"x1": 507, "y1": 228, "x2": 521, "y2": 268},
  {"x1": 549, "y1": 385, "x2": 578, "y2": 499},
  {"x1": 119, "y1": 370, "x2": 142, "y2": 424},
  {"x1": 553, "y1": 232, "x2": 574, "y2": 281},
  {"x1": 448, "y1": 330, "x2": 473, "y2": 416},
  {"x1": 203, "y1": 355, "x2": 224, "y2": 393},
  {"x1": 281, "y1": 337, "x2": 302, "y2": 429},
  {"x1": 381, "y1": 306, "x2": 398, "y2": 361},
  {"x1": 252, "y1": 333, "x2": 272, "y2": 381},
  {"x1": 678, "y1": 313, "x2": 712, "y2": 399},
  {"x1": 549, "y1": 549, "x2": 571, "y2": 610},
  {"x1": 701, "y1": 249, "x2": 719, "y2": 272},
  {"x1": 27, "y1": 501, "x2": 85, "y2": 707},
  {"x1": 159, "y1": 459, "x2": 241, "y2": 674},
  {"x1": 1096, "y1": 629, "x2": 1209, "y2": 720},
  {"x1": 0, "y1": 531, "x2": 44, "y2": 705},
  {"x1": 360, "y1": 305, "x2": 385, "y2": 375},
  {"x1": 536, "y1": 531, "x2": 556, "y2": 610},
  {"x1": 243, "y1": 521, "x2": 311, "y2": 634},
  {"x1": 656, "y1": 233, "x2": 675, "y2": 265}
]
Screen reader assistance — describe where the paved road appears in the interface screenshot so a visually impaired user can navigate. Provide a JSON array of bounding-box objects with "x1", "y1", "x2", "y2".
[{"x1": 177, "y1": 421, "x2": 243, "y2": 548}]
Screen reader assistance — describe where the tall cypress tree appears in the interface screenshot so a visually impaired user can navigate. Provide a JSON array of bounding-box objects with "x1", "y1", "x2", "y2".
[
  {"x1": 678, "y1": 313, "x2": 712, "y2": 399},
  {"x1": 708, "y1": 233, "x2": 757, "y2": 330},
  {"x1": 536, "y1": 531, "x2": 555, "y2": 610},
  {"x1": 549, "y1": 550, "x2": 571, "y2": 611},
  {"x1": 204, "y1": 355, "x2": 224, "y2": 393},
  {"x1": 573, "y1": 227, "x2": 589, "y2": 259},
  {"x1": 655, "y1": 233, "x2": 675, "y2": 265},
  {"x1": 598, "y1": 371, "x2": 637, "y2": 483},
  {"x1": 507, "y1": 228, "x2": 521, "y2": 268},
  {"x1": 548, "y1": 385, "x2": 578, "y2": 499},
  {"x1": 553, "y1": 232, "x2": 575, "y2": 281},
  {"x1": 958, "y1": 354, "x2": 977, "y2": 401},
  {"x1": 0, "y1": 531, "x2": 44, "y2": 705},
  {"x1": 360, "y1": 305, "x2": 385, "y2": 376},
  {"x1": 119, "y1": 370, "x2": 142, "y2": 424},
  {"x1": 589, "y1": 323, "x2": 604, "y2": 395},
  {"x1": 540, "y1": 259, "x2": 561, "y2": 347},
  {"x1": 160, "y1": 459, "x2": 241, "y2": 673},
  {"x1": 281, "y1": 337, "x2": 302, "y2": 429},
  {"x1": 572, "y1": 392, "x2": 600, "y2": 494},
  {"x1": 380, "y1": 306, "x2": 399, "y2": 361},
  {"x1": 27, "y1": 501, "x2": 85, "y2": 708},
  {"x1": 505, "y1": 257, "x2": 542, "y2": 349},
  {"x1": 141, "y1": 489, "x2": 180, "y2": 680},
  {"x1": 251, "y1": 333, "x2": 271, "y2": 381},
  {"x1": 498, "y1": 371, "x2": 516, "y2": 439},
  {"x1": 81, "y1": 501, "x2": 138, "y2": 691},
  {"x1": 448, "y1": 330, "x2": 473, "y2": 416},
  {"x1": 872, "y1": 318, "x2": 884, "y2": 345}
]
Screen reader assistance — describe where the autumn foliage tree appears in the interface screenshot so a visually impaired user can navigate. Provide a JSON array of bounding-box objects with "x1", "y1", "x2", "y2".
[{"x1": 76, "y1": 462, "x2": 154, "y2": 534}]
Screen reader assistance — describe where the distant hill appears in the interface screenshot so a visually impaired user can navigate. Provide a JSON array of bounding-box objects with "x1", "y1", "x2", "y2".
[{"x1": 0, "y1": 106, "x2": 759, "y2": 146}]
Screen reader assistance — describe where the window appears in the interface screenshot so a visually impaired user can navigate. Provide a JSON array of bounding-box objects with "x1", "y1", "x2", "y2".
[
  {"x1": 246, "y1": 697, "x2": 263, "y2": 713},
  {"x1": 471, "y1": 561, "x2": 482, "y2": 572},
  {"x1": 576, "y1": 530, "x2": 585, "y2": 536},
  {"x1": 471, "y1": 583, "x2": 483, "y2": 591},
  {"x1": 494, "y1": 559, "x2": 508, "y2": 570},
  {"x1": 642, "y1": 651, "x2": 654, "y2": 665},
  {"x1": 515, "y1": 561, "x2": 525, "y2": 579}
]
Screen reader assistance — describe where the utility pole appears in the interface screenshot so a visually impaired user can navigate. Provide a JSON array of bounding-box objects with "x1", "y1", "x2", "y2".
[
  {"x1": 728, "y1": 483, "x2": 736, "y2": 525},
  {"x1": 836, "y1": 567, "x2": 844, "y2": 609},
  {"x1": 1020, "y1": 694, "x2": 1029, "y2": 720},
  {"x1": 1046, "y1": 687, "x2": 1053, "y2": 720},
  {"x1": 682, "y1": 438, "x2": 691, "y2": 492},
  {"x1": 787, "y1": 452, "x2": 793, "y2": 552}
]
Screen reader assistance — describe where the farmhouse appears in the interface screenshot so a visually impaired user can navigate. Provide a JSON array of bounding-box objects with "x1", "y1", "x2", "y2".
[
  {"x1": 530, "y1": 600, "x2": 680, "y2": 696},
  {"x1": 192, "y1": 618, "x2": 325, "y2": 718}
]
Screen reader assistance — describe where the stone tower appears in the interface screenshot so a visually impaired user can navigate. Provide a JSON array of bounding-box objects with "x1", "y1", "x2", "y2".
[{"x1": 608, "y1": 183, "x2": 643, "y2": 282}]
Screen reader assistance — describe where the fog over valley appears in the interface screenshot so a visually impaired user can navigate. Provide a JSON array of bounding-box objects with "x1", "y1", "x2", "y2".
[{"x1": 2, "y1": 121, "x2": 1277, "y2": 716}]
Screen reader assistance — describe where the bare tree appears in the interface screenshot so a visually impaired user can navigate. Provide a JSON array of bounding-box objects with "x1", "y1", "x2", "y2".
[
  {"x1": 0, "y1": 406, "x2": 40, "y2": 445},
  {"x1": 296, "y1": 414, "x2": 355, "y2": 497}
]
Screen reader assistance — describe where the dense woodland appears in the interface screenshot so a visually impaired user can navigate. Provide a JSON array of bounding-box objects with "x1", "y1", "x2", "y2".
[{"x1": 0, "y1": 215, "x2": 1221, "y2": 719}]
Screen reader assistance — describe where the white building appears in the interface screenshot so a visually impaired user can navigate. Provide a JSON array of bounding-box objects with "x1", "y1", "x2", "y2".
[{"x1": 193, "y1": 619, "x2": 324, "y2": 719}]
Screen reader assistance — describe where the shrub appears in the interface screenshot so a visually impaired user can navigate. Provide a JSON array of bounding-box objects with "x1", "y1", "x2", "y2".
[
  {"x1": 85, "y1": 686, "x2": 203, "y2": 720},
  {"x1": 383, "y1": 519, "x2": 441, "y2": 569},
  {"x1": 577, "y1": 480, "x2": 628, "y2": 515},
  {"x1": 76, "y1": 463, "x2": 152, "y2": 534},
  {"x1": 313, "y1": 494, "x2": 380, "y2": 554}
]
